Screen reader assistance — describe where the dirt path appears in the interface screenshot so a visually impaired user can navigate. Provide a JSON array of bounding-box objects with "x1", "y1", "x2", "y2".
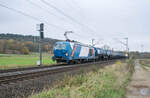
[{"x1": 126, "y1": 60, "x2": 150, "y2": 98}]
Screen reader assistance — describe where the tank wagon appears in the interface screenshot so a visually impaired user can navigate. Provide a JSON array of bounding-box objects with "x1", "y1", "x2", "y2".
[{"x1": 52, "y1": 41, "x2": 127, "y2": 64}]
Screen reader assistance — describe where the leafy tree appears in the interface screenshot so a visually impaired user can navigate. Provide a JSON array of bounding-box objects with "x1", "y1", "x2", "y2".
[
  {"x1": 0, "y1": 33, "x2": 59, "y2": 54},
  {"x1": 0, "y1": 40, "x2": 4, "y2": 53},
  {"x1": 43, "y1": 45, "x2": 49, "y2": 52},
  {"x1": 25, "y1": 41, "x2": 33, "y2": 51}
]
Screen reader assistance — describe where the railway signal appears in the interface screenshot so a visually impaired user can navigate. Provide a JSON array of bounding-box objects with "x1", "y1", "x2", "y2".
[
  {"x1": 40, "y1": 23, "x2": 44, "y2": 39},
  {"x1": 37, "y1": 23, "x2": 44, "y2": 66}
]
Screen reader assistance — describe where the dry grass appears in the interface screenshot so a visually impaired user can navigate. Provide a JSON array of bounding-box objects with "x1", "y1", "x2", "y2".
[
  {"x1": 139, "y1": 59, "x2": 150, "y2": 71},
  {"x1": 30, "y1": 59, "x2": 134, "y2": 98}
]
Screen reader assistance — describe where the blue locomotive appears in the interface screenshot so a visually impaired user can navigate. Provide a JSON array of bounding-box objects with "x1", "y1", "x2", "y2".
[
  {"x1": 52, "y1": 41, "x2": 96, "y2": 63},
  {"x1": 52, "y1": 41, "x2": 127, "y2": 63}
]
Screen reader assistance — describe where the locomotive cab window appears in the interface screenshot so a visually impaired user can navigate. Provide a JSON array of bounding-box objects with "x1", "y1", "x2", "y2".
[{"x1": 54, "y1": 43, "x2": 66, "y2": 50}]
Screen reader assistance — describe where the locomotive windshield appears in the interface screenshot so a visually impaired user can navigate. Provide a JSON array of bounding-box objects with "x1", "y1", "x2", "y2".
[{"x1": 54, "y1": 43, "x2": 66, "y2": 50}]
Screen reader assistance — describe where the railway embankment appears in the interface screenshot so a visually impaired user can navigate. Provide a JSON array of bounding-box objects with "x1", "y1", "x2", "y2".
[
  {"x1": 30, "y1": 59, "x2": 134, "y2": 98},
  {"x1": 126, "y1": 59, "x2": 150, "y2": 98},
  {"x1": 0, "y1": 60, "x2": 115, "y2": 98}
]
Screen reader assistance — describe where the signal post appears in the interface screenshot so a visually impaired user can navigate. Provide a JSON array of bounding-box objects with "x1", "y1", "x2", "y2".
[{"x1": 37, "y1": 23, "x2": 44, "y2": 66}]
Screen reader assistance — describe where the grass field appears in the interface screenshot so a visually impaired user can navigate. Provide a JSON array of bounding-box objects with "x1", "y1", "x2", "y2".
[
  {"x1": 139, "y1": 59, "x2": 150, "y2": 70},
  {"x1": 30, "y1": 60, "x2": 134, "y2": 98},
  {"x1": 0, "y1": 53, "x2": 56, "y2": 69}
]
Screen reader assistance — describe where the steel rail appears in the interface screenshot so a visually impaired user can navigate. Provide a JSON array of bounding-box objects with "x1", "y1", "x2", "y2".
[
  {"x1": 0, "y1": 64, "x2": 66, "y2": 73},
  {"x1": 0, "y1": 60, "x2": 121, "y2": 85}
]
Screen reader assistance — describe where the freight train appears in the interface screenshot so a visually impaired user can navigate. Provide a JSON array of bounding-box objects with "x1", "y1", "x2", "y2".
[{"x1": 52, "y1": 41, "x2": 127, "y2": 64}]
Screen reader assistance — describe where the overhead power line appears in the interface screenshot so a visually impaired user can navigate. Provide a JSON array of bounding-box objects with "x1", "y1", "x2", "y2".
[
  {"x1": 0, "y1": 1, "x2": 99, "y2": 42},
  {"x1": 41, "y1": 0, "x2": 81, "y2": 25},
  {"x1": 26, "y1": 0, "x2": 95, "y2": 39},
  {"x1": 63, "y1": 0, "x2": 83, "y2": 17},
  {"x1": 67, "y1": 0, "x2": 84, "y2": 14},
  {"x1": 26, "y1": 0, "x2": 91, "y2": 39},
  {"x1": 26, "y1": 0, "x2": 81, "y2": 31},
  {"x1": 40, "y1": 0, "x2": 98, "y2": 35},
  {"x1": 26, "y1": 0, "x2": 66, "y2": 22},
  {"x1": 0, "y1": 2, "x2": 66, "y2": 31}
]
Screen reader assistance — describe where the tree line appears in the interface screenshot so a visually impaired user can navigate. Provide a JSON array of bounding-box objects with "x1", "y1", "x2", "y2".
[{"x1": 0, "y1": 33, "x2": 59, "y2": 54}]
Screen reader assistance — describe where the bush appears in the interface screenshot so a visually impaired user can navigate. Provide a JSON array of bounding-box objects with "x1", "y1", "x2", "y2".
[
  {"x1": 21, "y1": 47, "x2": 30, "y2": 55},
  {"x1": 126, "y1": 59, "x2": 135, "y2": 73}
]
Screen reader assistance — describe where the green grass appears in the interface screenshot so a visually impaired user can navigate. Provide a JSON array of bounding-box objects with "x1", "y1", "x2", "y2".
[
  {"x1": 30, "y1": 60, "x2": 134, "y2": 98},
  {"x1": 0, "y1": 53, "x2": 56, "y2": 69}
]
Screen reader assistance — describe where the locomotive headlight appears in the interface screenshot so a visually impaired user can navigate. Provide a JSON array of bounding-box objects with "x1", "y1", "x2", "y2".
[{"x1": 66, "y1": 53, "x2": 68, "y2": 56}]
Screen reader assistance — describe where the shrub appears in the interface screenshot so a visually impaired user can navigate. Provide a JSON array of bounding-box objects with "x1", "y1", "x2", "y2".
[{"x1": 21, "y1": 46, "x2": 30, "y2": 55}]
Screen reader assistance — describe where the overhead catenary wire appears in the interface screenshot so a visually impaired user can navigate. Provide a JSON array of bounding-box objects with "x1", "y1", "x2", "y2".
[
  {"x1": 0, "y1": 1, "x2": 100, "y2": 43},
  {"x1": 67, "y1": 0, "x2": 84, "y2": 15},
  {"x1": 41, "y1": 0, "x2": 82, "y2": 25},
  {"x1": 40, "y1": 0, "x2": 99, "y2": 37},
  {"x1": 26, "y1": 0, "x2": 79, "y2": 30},
  {"x1": 26, "y1": 0, "x2": 58, "y2": 17},
  {"x1": 63, "y1": 0, "x2": 102, "y2": 40},
  {"x1": 0, "y1": 2, "x2": 67, "y2": 31},
  {"x1": 112, "y1": 38, "x2": 126, "y2": 51},
  {"x1": 63, "y1": 0, "x2": 84, "y2": 18},
  {"x1": 26, "y1": 0, "x2": 69, "y2": 23},
  {"x1": 26, "y1": 0, "x2": 99, "y2": 40},
  {"x1": 26, "y1": 0, "x2": 93, "y2": 39},
  {"x1": 35, "y1": 0, "x2": 97, "y2": 40},
  {"x1": 0, "y1": 1, "x2": 93, "y2": 42}
]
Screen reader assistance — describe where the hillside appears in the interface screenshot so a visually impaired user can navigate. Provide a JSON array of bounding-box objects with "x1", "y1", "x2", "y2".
[
  {"x1": 0, "y1": 33, "x2": 60, "y2": 54},
  {"x1": 0, "y1": 33, "x2": 59, "y2": 45}
]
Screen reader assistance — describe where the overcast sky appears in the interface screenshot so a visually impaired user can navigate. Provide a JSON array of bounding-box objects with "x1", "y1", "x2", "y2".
[{"x1": 0, "y1": 0, "x2": 150, "y2": 52}]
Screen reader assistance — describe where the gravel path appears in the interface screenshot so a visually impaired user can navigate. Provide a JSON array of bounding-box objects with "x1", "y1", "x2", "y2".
[{"x1": 126, "y1": 59, "x2": 150, "y2": 98}]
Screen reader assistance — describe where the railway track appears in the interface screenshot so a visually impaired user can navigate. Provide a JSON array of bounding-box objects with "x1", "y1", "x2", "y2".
[
  {"x1": 0, "y1": 60, "x2": 120, "y2": 85},
  {"x1": 0, "y1": 64, "x2": 66, "y2": 73}
]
